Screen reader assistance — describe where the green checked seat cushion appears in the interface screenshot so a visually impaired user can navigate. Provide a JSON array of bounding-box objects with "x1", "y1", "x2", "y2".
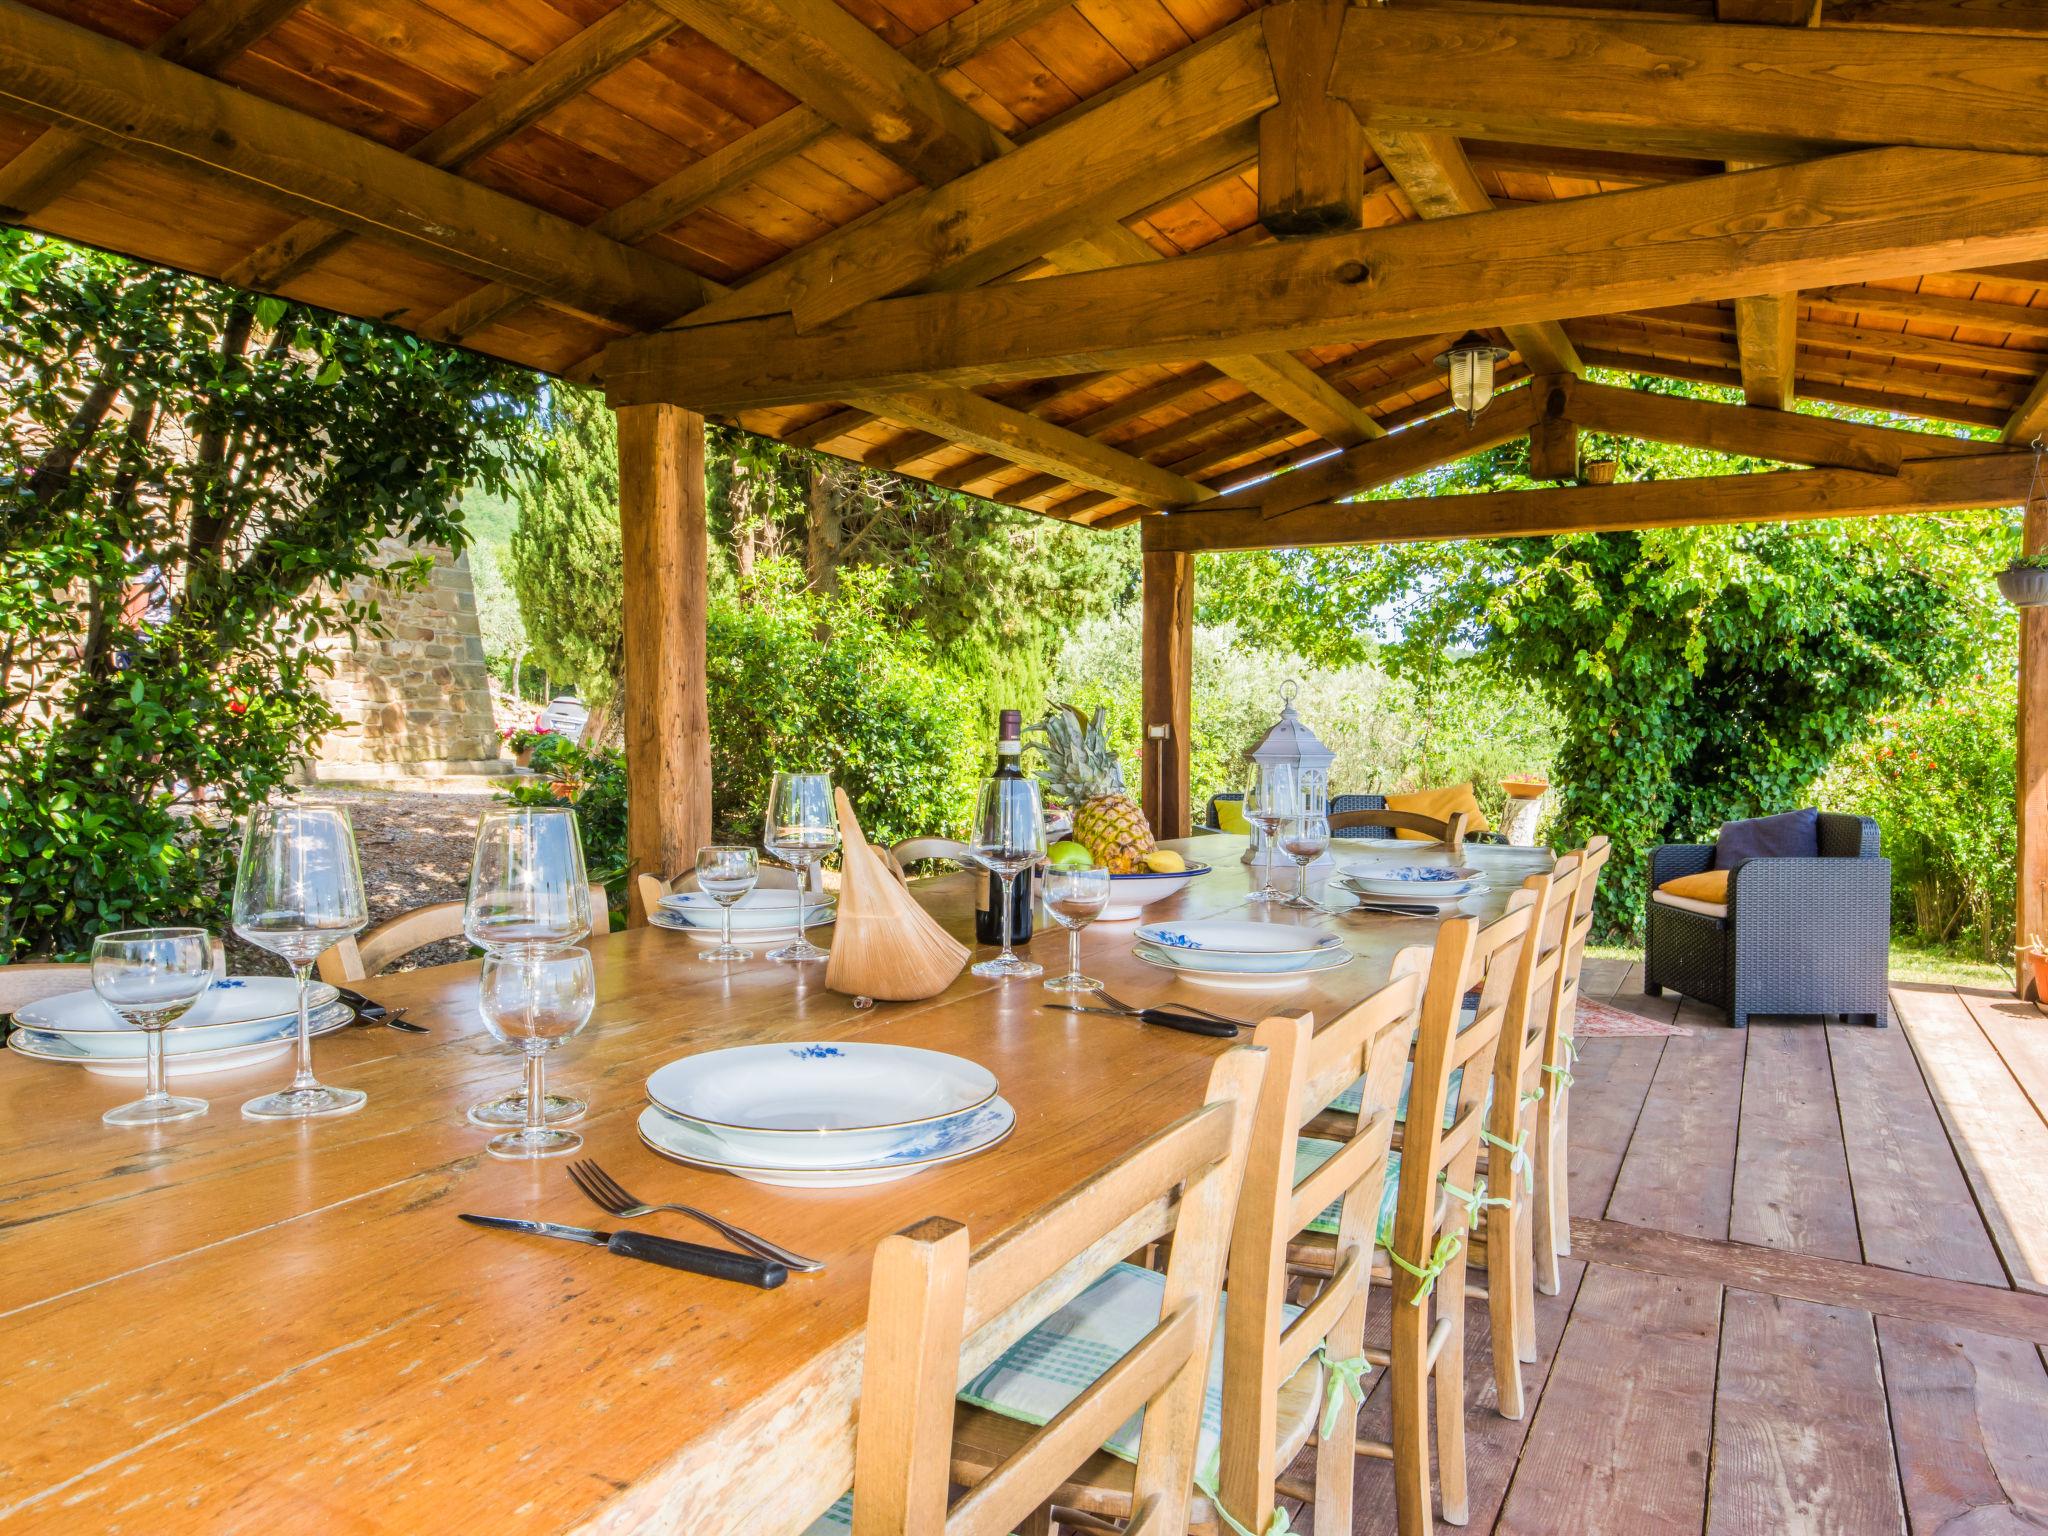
[
  {"x1": 1329, "y1": 1061, "x2": 1464, "y2": 1124},
  {"x1": 945, "y1": 1263, "x2": 1326, "y2": 1531},
  {"x1": 803, "y1": 1494, "x2": 852, "y2": 1535},
  {"x1": 1295, "y1": 1135, "x2": 1403, "y2": 1239}
]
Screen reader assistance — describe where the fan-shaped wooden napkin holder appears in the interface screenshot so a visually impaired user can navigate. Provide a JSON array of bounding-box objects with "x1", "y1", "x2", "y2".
[{"x1": 825, "y1": 789, "x2": 970, "y2": 1002}]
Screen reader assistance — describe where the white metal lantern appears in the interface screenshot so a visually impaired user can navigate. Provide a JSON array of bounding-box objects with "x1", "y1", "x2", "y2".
[
  {"x1": 1243, "y1": 681, "x2": 1337, "y2": 871},
  {"x1": 1435, "y1": 333, "x2": 1511, "y2": 424}
]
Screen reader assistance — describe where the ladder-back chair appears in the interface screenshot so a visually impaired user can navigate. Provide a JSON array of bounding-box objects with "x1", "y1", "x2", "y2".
[
  {"x1": 1329, "y1": 808, "x2": 1470, "y2": 854},
  {"x1": 818, "y1": 1045, "x2": 1268, "y2": 1536},
  {"x1": 1532, "y1": 835, "x2": 1611, "y2": 1294},
  {"x1": 316, "y1": 885, "x2": 608, "y2": 984}
]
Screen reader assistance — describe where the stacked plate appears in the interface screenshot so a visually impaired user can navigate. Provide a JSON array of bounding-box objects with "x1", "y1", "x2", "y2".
[
  {"x1": 637, "y1": 1041, "x2": 1014, "y2": 1187},
  {"x1": 1132, "y1": 919, "x2": 1353, "y2": 985},
  {"x1": 6, "y1": 977, "x2": 351, "y2": 1079},
  {"x1": 1337, "y1": 862, "x2": 1487, "y2": 915},
  {"x1": 652, "y1": 887, "x2": 836, "y2": 944}
]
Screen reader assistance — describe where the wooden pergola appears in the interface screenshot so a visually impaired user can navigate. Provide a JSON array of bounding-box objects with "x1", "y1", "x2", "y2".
[{"x1": 5, "y1": 0, "x2": 2046, "y2": 967}]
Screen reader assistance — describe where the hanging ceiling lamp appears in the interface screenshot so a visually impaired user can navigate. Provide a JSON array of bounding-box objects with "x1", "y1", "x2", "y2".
[{"x1": 1435, "y1": 333, "x2": 1511, "y2": 424}]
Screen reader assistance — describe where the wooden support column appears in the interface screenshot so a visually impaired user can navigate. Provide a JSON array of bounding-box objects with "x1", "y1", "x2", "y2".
[
  {"x1": 1257, "y1": 0, "x2": 1362, "y2": 236},
  {"x1": 1528, "y1": 375, "x2": 1580, "y2": 481},
  {"x1": 2020, "y1": 483, "x2": 2048, "y2": 995},
  {"x1": 617, "y1": 403, "x2": 712, "y2": 924},
  {"x1": 1141, "y1": 550, "x2": 1195, "y2": 841}
]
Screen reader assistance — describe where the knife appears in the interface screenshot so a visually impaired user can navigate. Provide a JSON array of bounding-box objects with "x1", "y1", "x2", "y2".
[
  {"x1": 1053, "y1": 1003, "x2": 1239, "y2": 1039},
  {"x1": 459, "y1": 1214, "x2": 787, "y2": 1288}
]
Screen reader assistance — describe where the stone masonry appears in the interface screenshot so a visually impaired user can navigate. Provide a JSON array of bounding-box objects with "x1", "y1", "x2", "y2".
[{"x1": 305, "y1": 537, "x2": 508, "y2": 780}]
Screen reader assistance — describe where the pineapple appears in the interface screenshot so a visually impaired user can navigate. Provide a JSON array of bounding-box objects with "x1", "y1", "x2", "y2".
[{"x1": 1029, "y1": 705, "x2": 1155, "y2": 873}]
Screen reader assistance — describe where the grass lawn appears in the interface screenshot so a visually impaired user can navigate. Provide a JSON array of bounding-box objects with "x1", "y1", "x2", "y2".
[{"x1": 1588, "y1": 940, "x2": 2011, "y2": 992}]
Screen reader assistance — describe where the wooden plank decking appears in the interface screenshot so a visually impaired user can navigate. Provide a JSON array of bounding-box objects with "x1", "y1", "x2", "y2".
[{"x1": 1295, "y1": 972, "x2": 2048, "y2": 1534}]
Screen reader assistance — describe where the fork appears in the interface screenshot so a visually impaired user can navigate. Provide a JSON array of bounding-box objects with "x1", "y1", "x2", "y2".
[
  {"x1": 566, "y1": 1159, "x2": 824, "y2": 1272},
  {"x1": 1090, "y1": 985, "x2": 1250, "y2": 1030}
]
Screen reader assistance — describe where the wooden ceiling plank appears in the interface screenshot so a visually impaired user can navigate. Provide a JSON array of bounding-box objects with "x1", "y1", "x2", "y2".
[
  {"x1": 602, "y1": 149, "x2": 2048, "y2": 409},
  {"x1": 650, "y1": 0, "x2": 1005, "y2": 189},
  {"x1": 1734, "y1": 292, "x2": 1797, "y2": 409},
  {"x1": 1368, "y1": 127, "x2": 1583, "y2": 376},
  {"x1": 0, "y1": 0, "x2": 310, "y2": 219},
  {"x1": 1569, "y1": 378, "x2": 1993, "y2": 471},
  {"x1": 225, "y1": 0, "x2": 685, "y2": 293},
  {"x1": 1141, "y1": 452, "x2": 2034, "y2": 553},
  {"x1": 0, "y1": 0, "x2": 706, "y2": 329},
  {"x1": 1332, "y1": 8, "x2": 2048, "y2": 161},
  {"x1": 1196, "y1": 379, "x2": 1549, "y2": 515},
  {"x1": 1808, "y1": 284, "x2": 2048, "y2": 340}
]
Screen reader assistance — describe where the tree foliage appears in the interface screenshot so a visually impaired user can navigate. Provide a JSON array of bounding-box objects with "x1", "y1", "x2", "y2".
[{"x1": 0, "y1": 232, "x2": 540, "y2": 958}]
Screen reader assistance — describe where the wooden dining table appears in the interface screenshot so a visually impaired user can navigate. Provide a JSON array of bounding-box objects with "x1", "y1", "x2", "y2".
[{"x1": 0, "y1": 834, "x2": 1551, "y2": 1535}]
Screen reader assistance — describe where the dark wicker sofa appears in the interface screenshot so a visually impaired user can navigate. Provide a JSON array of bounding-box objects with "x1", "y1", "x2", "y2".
[{"x1": 1644, "y1": 813, "x2": 1890, "y2": 1029}]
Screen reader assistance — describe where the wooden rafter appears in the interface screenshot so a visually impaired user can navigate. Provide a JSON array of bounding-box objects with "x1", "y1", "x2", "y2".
[
  {"x1": 1808, "y1": 285, "x2": 2048, "y2": 339},
  {"x1": 1331, "y1": 9, "x2": 2048, "y2": 161},
  {"x1": 601, "y1": 149, "x2": 2048, "y2": 409},
  {"x1": 1576, "y1": 345, "x2": 2019, "y2": 430},
  {"x1": 1368, "y1": 129, "x2": 1582, "y2": 377},
  {"x1": 1140, "y1": 452, "x2": 2035, "y2": 553},
  {"x1": 0, "y1": 0, "x2": 308, "y2": 218},
  {"x1": 0, "y1": 0, "x2": 705, "y2": 329}
]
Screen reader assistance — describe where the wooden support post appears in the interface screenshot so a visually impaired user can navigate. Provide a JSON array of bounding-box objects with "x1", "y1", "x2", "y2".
[
  {"x1": 617, "y1": 403, "x2": 712, "y2": 925},
  {"x1": 1528, "y1": 376, "x2": 1579, "y2": 481},
  {"x1": 1141, "y1": 550, "x2": 1194, "y2": 841},
  {"x1": 2020, "y1": 483, "x2": 2048, "y2": 995},
  {"x1": 1257, "y1": 0, "x2": 1363, "y2": 236}
]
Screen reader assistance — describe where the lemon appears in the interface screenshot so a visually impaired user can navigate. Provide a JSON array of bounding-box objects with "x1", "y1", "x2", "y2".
[{"x1": 1142, "y1": 849, "x2": 1186, "y2": 874}]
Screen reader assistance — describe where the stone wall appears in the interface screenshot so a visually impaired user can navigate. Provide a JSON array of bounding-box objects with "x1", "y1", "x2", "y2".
[{"x1": 306, "y1": 538, "x2": 507, "y2": 780}]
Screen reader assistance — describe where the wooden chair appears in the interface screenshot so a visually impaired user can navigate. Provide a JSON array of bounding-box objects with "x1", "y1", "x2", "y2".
[
  {"x1": 1329, "y1": 807, "x2": 1470, "y2": 854},
  {"x1": 883, "y1": 837, "x2": 975, "y2": 881},
  {"x1": 316, "y1": 884, "x2": 608, "y2": 984},
  {"x1": 827, "y1": 1045, "x2": 1268, "y2": 1536},
  {"x1": 1532, "y1": 835, "x2": 1612, "y2": 1296},
  {"x1": 948, "y1": 969, "x2": 1428, "y2": 1536},
  {"x1": 1292, "y1": 900, "x2": 1533, "y2": 1536}
]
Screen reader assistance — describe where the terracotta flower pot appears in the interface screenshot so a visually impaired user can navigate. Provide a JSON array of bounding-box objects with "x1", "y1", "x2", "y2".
[
  {"x1": 513, "y1": 747, "x2": 533, "y2": 768},
  {"x1": 2024, "y1": 949, "x2": 2048, "y2": 1004}
]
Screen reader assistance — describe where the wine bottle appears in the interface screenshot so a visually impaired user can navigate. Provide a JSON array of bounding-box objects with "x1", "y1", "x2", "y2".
[{"x1": 974, "y1": 709, "x2": 1035, "y2": 946}]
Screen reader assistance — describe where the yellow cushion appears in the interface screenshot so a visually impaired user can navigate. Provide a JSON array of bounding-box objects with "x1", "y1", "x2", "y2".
[
  {"x1": 1216, "y1": 796, "x2": 1252, "y2": 835},
  {"x1": 1384, "y1": 784, "x2": 1491, "y2": 841},
  {"x1": 1657, "y1": 869, "x2": 1729, "y2": 903}
]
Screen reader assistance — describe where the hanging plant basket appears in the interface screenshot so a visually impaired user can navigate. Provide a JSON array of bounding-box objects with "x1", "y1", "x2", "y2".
[{"x1": 1998, "y1": 564, "x2": 2048, "y2": 607}]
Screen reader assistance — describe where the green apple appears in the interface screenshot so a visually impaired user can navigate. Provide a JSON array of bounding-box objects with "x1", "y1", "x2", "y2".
[{"x1": 1047, "y1": 840, "x2": 1095, "y2": 871}]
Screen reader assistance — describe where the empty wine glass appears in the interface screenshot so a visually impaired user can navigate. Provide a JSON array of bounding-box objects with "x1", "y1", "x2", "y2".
[
  {"x1": 1280, "y1": 814, "x2": 1331, "y2": 909},
  {"x1": 971, "y1": 772, "x2": 1046, "y2": 980},
  {"x1": 233, "y1": 803, "x2": 369, "y2": 1120},
  {"x1": 91, "y1": 928, "x2": 213, "y2": 1127},
  {"x1": 1243, "y1": 762, "x2": 1300, "y2": 905},
  {"x1": 476, "y1": 947, "x2": 596, "y2": 1160},
  {"x1": 465, "y1": 808, "x2": 592, "y2": 952},
  {"x1": 762, "y1": 772, "x2": 838, "y2": 963},
  {"x1": 695, "y1": 845, "x2": 759, "y2": 962},
  {"x1": 1042, "y1": 866, "x2": 1111, "y2": 994}
]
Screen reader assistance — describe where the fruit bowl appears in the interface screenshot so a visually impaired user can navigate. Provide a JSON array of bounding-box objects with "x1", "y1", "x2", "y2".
[{"x1": 1098, "y1": 863, "x2": 1211, "y2": 921}]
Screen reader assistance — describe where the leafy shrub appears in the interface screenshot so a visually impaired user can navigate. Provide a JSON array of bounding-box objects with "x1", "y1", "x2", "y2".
[{"x1": 1818, "y1": 670, "x2": 2017, "y2": 961}]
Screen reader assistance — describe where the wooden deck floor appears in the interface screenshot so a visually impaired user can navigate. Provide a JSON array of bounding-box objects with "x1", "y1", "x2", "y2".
[{"x1": 1313, "y1": 966, "x2": 2048, "y2": 1535}]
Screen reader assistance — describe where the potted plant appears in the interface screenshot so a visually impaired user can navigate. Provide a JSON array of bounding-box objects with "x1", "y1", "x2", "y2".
[
  {"x1": 503, "y1": 723, "x2": 552, "y2": 768},
  {"x1": 1997, "y1": 552, "x2": 2048, "y2": 608}
]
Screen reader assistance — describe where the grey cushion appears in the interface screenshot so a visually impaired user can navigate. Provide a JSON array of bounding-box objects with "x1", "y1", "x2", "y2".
[{"x1": 1714, "y1": 807, "x2": 1820, "y2": 869}]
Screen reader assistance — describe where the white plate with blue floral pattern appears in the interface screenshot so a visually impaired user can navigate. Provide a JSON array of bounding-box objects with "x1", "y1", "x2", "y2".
[
  {"x1": 6, "y1": 1000, "x2": 353, "y2": 1076},
  {"x1": 13, "y1": 976, "x2": 342, "y2": 1037},
  {"x1": 637, "y1": 1097, "x2": 1016, "y2": 1187},
  {"x1": 1135, "y1": 920, "x2": 1341, "y2": 957},
  {"x1": 1133, "y1": 943, "x2": 1354, "y2": 984}
]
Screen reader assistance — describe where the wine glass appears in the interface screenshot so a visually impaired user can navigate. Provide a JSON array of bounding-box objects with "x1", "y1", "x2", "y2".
[
  {"x1": 232, "y1": 803, "x2": 369, "y2": 1120},
  {"x1": 1280, "y1": 814, "x2": 1331, "y2": 909},
  {"x1": 475, "y1": 948, "x2": 596, "y2": 1160},
  {"x1": 970, "y1": 773, "x2": 1046, "y2": 980},
  {"x1": 91, "y1": 928, "x2": 213, "y2": 1127},
  {"x1": 1042, "y1": 866, "x2": 1111, "y2": 993},
  {"x1": 695, "y1": 845, "x2": 759, "y2": 962},
  {"x1": 762, "y1": 772, "x2": 839, "y2": 963},
  {"x1": 1243, "y1": 762, "x2": 1300, "y2": 905},
  {"x1": 465, "y1": 807, "x2": 592, "y2": 952}
]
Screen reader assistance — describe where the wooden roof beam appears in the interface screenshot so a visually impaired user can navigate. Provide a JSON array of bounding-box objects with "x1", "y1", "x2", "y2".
[
  {"x1": 602, "y1": 149, "x2": 2048, "y2": 409},
  {"x1": 225, "y1": 0, "x2": 687, "y2": 293},
  {"x1": 2005, "y1": 370, "x2": 2048, "y2": 440},
  {"x1": 1577, "y1": 346, "x2": 2018, "y2": 429},
  {"x1": 1369, "y1": 129, "x2": 1582, "y2": 376},
  {"x1": 1257, "y1": 0, "x2": 1365, "y2": 236},
  {"x1": 0, "y1": 0, "x2": 705, "y2": 330},
  {"x1": 1332, "y1": 8, "x2": 2048, "y2": 162},
  {"x1": 1140, "y1": 452, "x2": 2034, "y2": 554},
  {"x1": 0, "y1": 0, "x2": 309, "y2": 219}
]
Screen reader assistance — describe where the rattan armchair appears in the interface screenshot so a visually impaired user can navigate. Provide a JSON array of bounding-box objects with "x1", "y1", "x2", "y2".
[{"x1": 1644, "y1": 813, "x2": 1890, "y2": 1029}]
